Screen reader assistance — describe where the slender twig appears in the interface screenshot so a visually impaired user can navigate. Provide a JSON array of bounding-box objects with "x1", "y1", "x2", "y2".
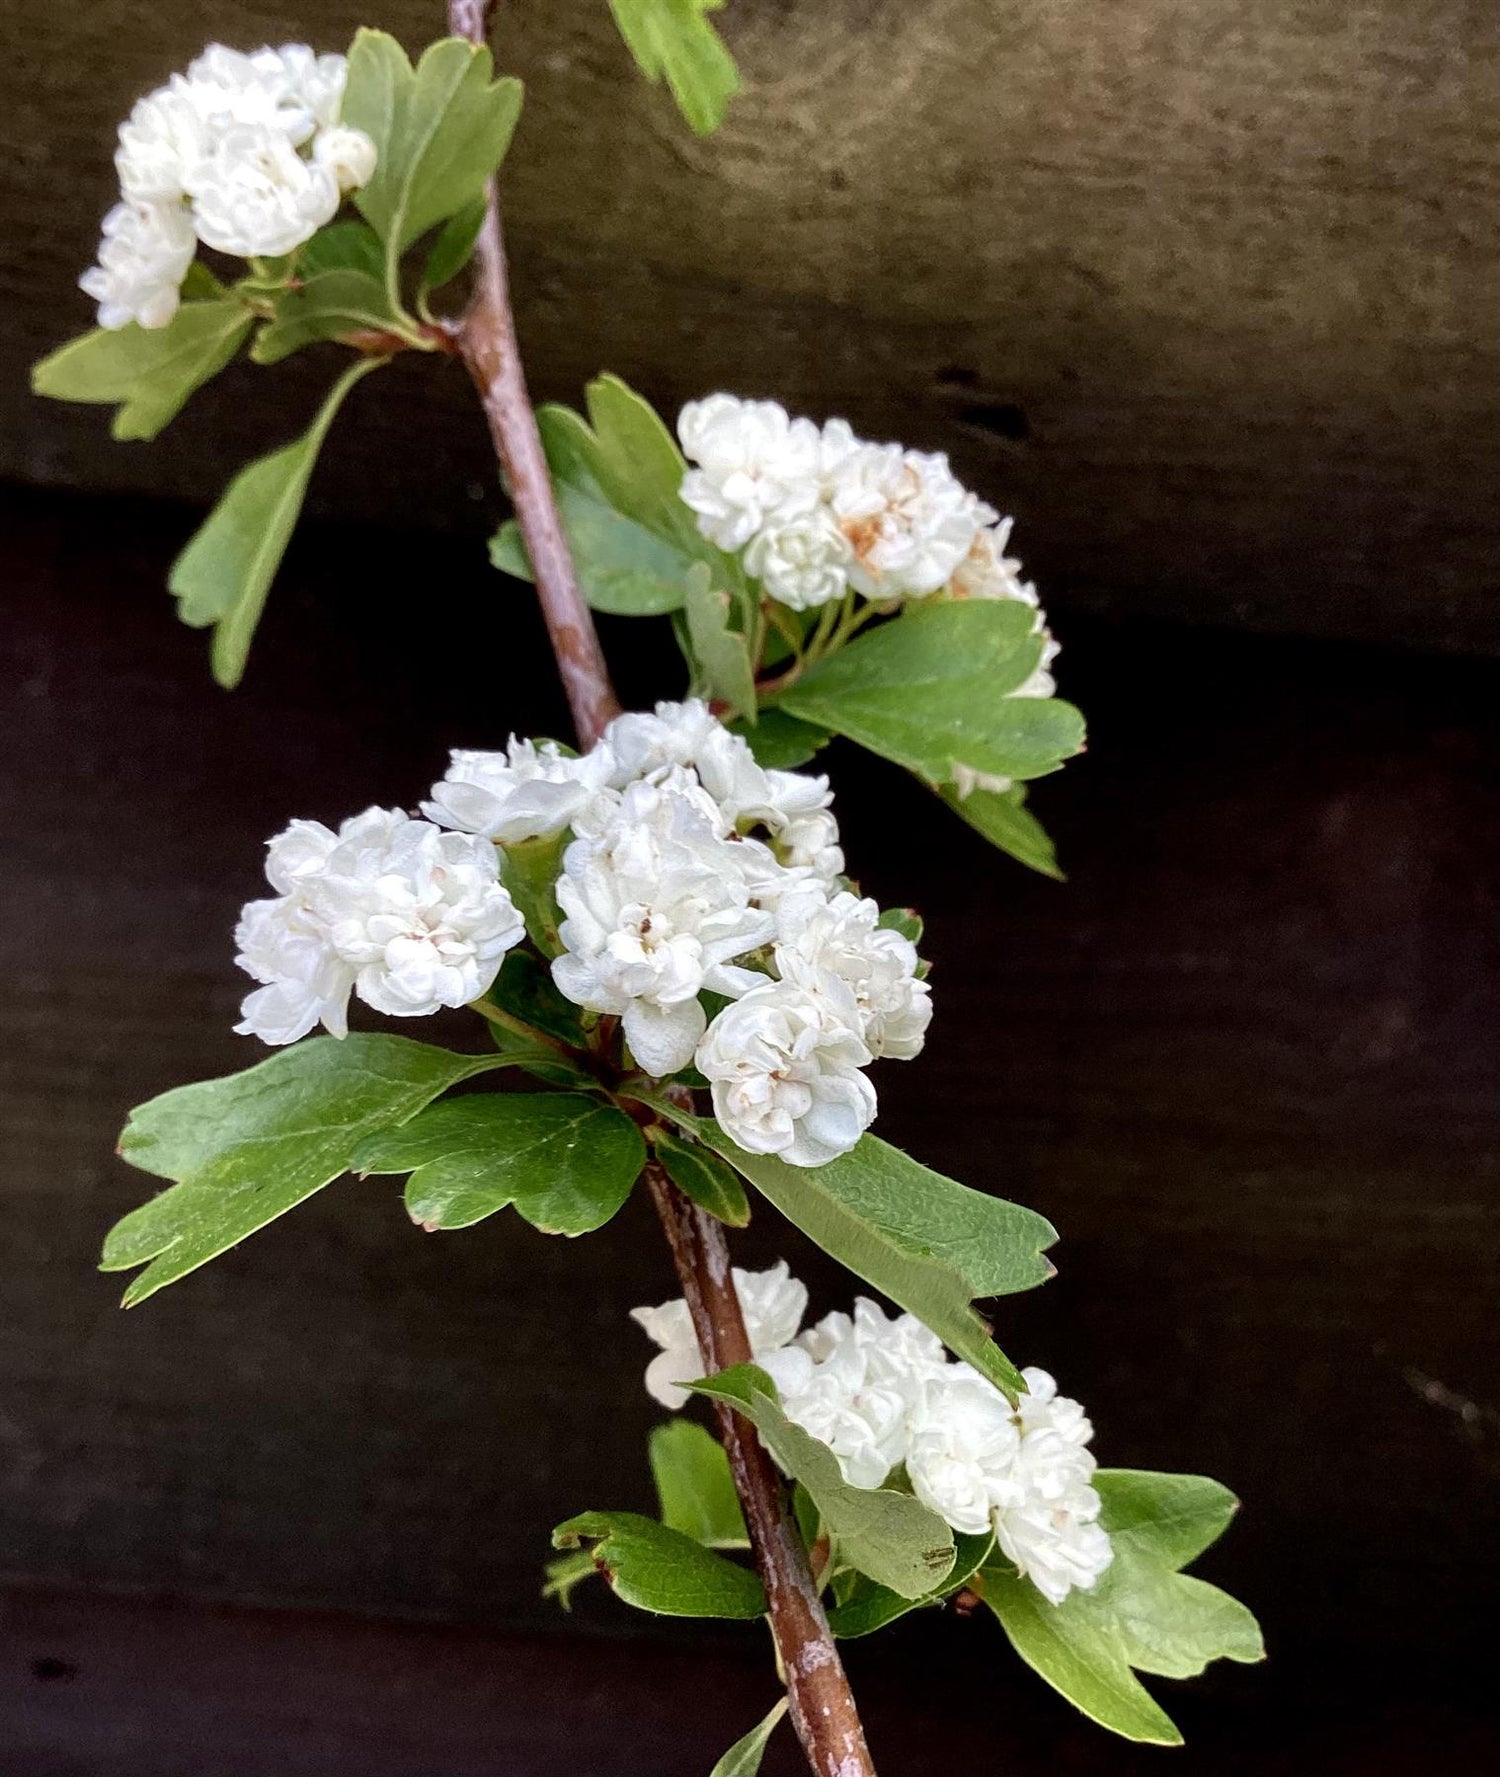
[{"x1": 445, "y1": 7, "x2": 876, "y2": 1770}]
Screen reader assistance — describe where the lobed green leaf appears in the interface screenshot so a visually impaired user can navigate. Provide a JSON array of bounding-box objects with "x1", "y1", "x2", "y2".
[
  {"x1": 981, "y1": 1469, "x2": 1263, "y2": 1745},
  {"x1": 777, "y1": 601, "x2": 1085, "y2": 789},
  {"x1": 104, "y1": 1035, "x2": 502, "y2": 1304},
  {"x1": 684, "y1": 562, "x2": 757, "y2": 718},
  {"x1": 661, "y1": 1107, "x2": 1055, "y2": 1399},
  {"x1": 251, "y1": 269, "x2": 413, "y2": 365},
  {"x1": 32, "y1": 300, "x2": 252, "y2": 441},
  {"x1": 552, "y1": 1510, "x2": 766, "y2": 1618},
  {"x1": 169, "y1": 357, "x2": 381, "y2": 687},
  {"x1": 343, "y1": 31, "x2": 522, "y2": 255},
  {"x1": 355, "y1": 1092, "x2": 643, "y2": 1235},
  {"x1": 607, "y1": 0, "x2": 741, "y2": 136},
  {"x1": 691, "y1": 1365, "x2": 955, "y2": 1598},
  {"x1": 729, "y1": 708, "x2": 830, "y2": 769}
]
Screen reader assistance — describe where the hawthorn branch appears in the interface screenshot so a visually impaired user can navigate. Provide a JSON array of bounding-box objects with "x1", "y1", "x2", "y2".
[{"x1": 445, "y1": 7, "x2": 875, "y2": 1771}]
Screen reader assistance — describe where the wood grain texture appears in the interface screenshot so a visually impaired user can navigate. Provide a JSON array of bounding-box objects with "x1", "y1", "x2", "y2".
[
  {"x1": 0, "y1": 484, "x2": 1495, "y2": 1760},
  {"x1": 0, "y1": 1, "x2": 1495, "y2": 650}
]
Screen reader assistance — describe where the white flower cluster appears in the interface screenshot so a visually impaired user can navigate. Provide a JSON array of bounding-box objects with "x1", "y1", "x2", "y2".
[
  {"x1": 425, "y1": 698, "x2": 929, "y2": 1165},
  {"x1": 634, "y1": 1265, "x2": 1113, "y2": 1605},
  {"x1": 235, "y1": 808, "x2": 525, "y2": 1045},
  {"x1": 677, "y1": 394, "x2": 1058, "y2": 698},
  {"x1": 83, "y1": 43, "x2": 376, "y2": 330}
]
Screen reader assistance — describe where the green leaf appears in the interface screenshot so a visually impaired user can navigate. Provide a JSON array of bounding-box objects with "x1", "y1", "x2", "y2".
[
  {"x1": 684, "y1": 563, "x2": 757, "y2": 718},
  {"x1": 488, "y1": 950, "x2": 590, "y2": 1049},
  {"x1": 542, "y1": 1547, "x2": 597, "y2": 1609},
  {"x1": 829, "y1": 1530, "x2": 993, "y2": 1639},
  {"x1": 492, "y1": 377, "x2": 741, "y2": 617},
  {"x1": 343, "y1": 31, "x2": 523, "y2": 255},
  {"x1": 982, "y1": 1470, "x2": 1264, "y2": 1745},
  {"x1": 496, "y1": 833, "x2": 568, "y2": 956},
  {"x1": 654, "y1": 1126, "x2": 750, "y2": 1227},
  {"x1": 32, "y1": 300, "x2": 253, "y2": 441},
  {"x1": 649, "y1": 1418, "x2": 748, "y2": 1546},
  {"x1": 296, "y1": 219, "x2": 387, "y2": 280},
  {"x1": 251, "y1": 269, "x2": 415, "y2": 365},
  {"x1": 607, "y1": 0, "x2": 741, "y2": 135},
  {"x1": 169, "y1": 357, "x2": 380, "y2": 687},
  {"x1": 778, "y1": 602, "x2": 1086, "y2": 788},
  {"x1": 690, "y1": 1365, "x2": 955, "y2": 1599},
  {"x1": 421, "y1": 198, "x2": 486, "y2": 293},
  {"x1": 355, "y1": 1093, "x2": 644, "y2": 1235},
  {"x1": 103, "y1": 1035, "x2": 500, "y2": 1305},
  {"x1": 708, "y1": 1698, "x2": 789, "y2": 1777},
  {"x1": 688, "y1": 1113, "x2": 1054, "y2": 1400},
  {"x1": 731, "y1": 708, "x2": 830, "y2": 769},
  {"x1": 552, "y1": 1511, "x2": 766, "y2": 1618},
  {"x1": 940, "y1": 781, "x2": 1062, "y2": 879}
]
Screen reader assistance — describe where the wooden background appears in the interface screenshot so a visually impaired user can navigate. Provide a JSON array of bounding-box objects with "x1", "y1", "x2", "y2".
[
  {"x1": 1, "y1": 0, "x2": 1497, "y2": 1769},
  {"x1": 1, "y1": 0, "x2": 1496, "y2": 652}
]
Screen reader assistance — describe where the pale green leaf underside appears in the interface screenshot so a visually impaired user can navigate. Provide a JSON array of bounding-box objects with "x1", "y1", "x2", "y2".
[
  {"x1": 168, "y1": 357, "x2": 380, "y2": 687},
  {"x1": 353, "y1": 1092, "x2": 645, "y2": 1235},
  {"x1": 983, "y1": 1468, "x2": 1263, "y2": 1745},
  {"x1": 552, "y1": 1510, "x2": 766, "y2": 1618},
  {"x1": 709, "y1": 1697, "x2": 789, "y2": 1777},
  {"x1": 608, "y1": 0, "x2": 741, "y2": 136},
  {"x1": 649, "y1": 1418, "x2": 748, "y2": 1546},
  {"x1": 104, "y1": 1035, "x2": 503, "y2": 1305},
  {"x1": 828, "y1": 1530, "x2": 993, "y2": 1639},
  {"x1": 691, "y1": 1364, "x2": 955, "y2": 1599},
  {"x1": 343, "y1": 31, "x2": 522, "y2": 254},
  {"x1": 31, "y1": 300, "x2": 252, "y2": 441},
  {"x1": 778, "y1": 601, "x2": 1086, "y2": 787}
]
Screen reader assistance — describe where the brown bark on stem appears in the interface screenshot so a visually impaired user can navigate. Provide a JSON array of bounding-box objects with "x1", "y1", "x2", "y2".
[{"x1": 445, "y1": 7, "x2": 875, "y2": 1770}]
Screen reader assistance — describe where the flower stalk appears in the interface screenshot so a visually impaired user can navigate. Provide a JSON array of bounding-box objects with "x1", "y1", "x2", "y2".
[{"x1": 445, "y1": 5, "x2": 876, "y2": 1771}]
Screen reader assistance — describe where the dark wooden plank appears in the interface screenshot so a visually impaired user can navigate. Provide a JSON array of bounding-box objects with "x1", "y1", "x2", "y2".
[
  {"x1": 2, "y1": 1584, "x2": 1497, "y2": 1775},
  {"x1": 0, "y1": 1, "x2": 1495, "y2": 650},
  {"x1": 0, "y1": 484, "x2": 1495, "y2": 1734}
]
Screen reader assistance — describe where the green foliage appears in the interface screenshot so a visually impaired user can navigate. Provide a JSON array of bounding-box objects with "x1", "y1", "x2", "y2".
[
  {"x1": 251, "y1": 271, "x2": 413, "y2": 365},
  {"x1": 31, "y1": 300, "x2": 253, "y2": 441},
  {"x1": 654, "y1": 1126, "x2": 750, "y2": 1227},
  {"x1": 940, "y1": 782, "x2": 1062, "y2": 880},
  {"x1": 488, "y1": 950, "x2": 590, "y2": 1048},
  {"x1": 982, "y1": 1470, "x2": 1264, "y2": 1744},
  {"x1": 684, "y1": 563, "x2": 757, "y2": 718},
  {"x1": 649, "y1": 1418, "x2": 748, "y2": 1546},
  {"x1": 420, "y1": 199, "x2": 486, "y2": 295},
  {"x1": 497, "y1": 834, "x2": 568, "y2": 956},
  {"x1": 708, "y1": 1698, "x2": 789, "y2": 1777},
  {"x1": 169, "y1": 357, "x2": 381, "y2": 687},
  {"x1": 343, "y1": 31, "x2": 523, "y2": 258},
  {"x1": 297, "y1": 220, "x2": 387, "y2": 280},
  {"x1": 691, "y1": 1365, "x2": 955, "y2": 1598},
  {"x1": 673, "y1": 1108, "x2": 1054, "y2": 1399},
  {"x1": 491, "y1": 375, "x2": 736, "y2": 616},
  {"x1": 354, "y1": 1092, "x2": 644, "y2": 1235},
  {"x1": 552, "y1": 1511, "x2": 767, "y2": 1617},
  {"x1": 102, "y1": 1036, "x2": 501, "y2": 1305},
  {"x1": 730, "y1": 708, "x2": 830, "y2": 769},
  {"x1": 777, "y1": 601, "x2": 1085, "y2": 789},
  {"x1": 607, "y1": 0, "x2": 741, "y2": 136},
  {"x1": 828, "y1": 1531, "x2": 993, "y2": 1639}
]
